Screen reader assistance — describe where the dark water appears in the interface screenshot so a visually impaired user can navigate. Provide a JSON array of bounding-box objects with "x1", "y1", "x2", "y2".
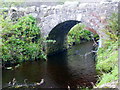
[{"x1": 2, "y1": 41, "x2": 97, "y2": 89}]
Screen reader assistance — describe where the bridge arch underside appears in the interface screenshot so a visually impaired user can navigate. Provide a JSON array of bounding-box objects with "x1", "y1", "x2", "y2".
[{"x1": 46, "y1": 20, "x2": 97, "y2": 55}]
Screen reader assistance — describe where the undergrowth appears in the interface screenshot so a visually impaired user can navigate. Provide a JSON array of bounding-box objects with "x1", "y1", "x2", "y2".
[
  {"x1": 95, "y1": 13, "x2": 118, "y2": 87},
  {"x1": 96, "y1": 41, "x2": 118, "y2": 86},
  {"x1": 1, "y1": 15, "x2": 46, "y2": 66},
  {"x1": 67, "y1": 23, "x2": 98, "y2": 47}
]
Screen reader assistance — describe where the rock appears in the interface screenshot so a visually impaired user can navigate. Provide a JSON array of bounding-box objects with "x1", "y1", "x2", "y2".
[
  {"x1": 41, "y1": 5, "x2": 47, "y2": 8},
  {"x1": 78, "y1": 3, "x2": 88, "y2": 9},
  {"x1": 19, "y1": 7, "x2": 26, "y2": 12},
  {"x1": 64, "y1": 1, "x2": 79, "y2": 8},
  {"x1": 36, "y1": 7, "x2": 40, "y2": 12},
  {"x1": 64, "y1": 1, "x2": 79, "y2": 6},
  {"x1": 47, "y1": 6, "x2": 51, "y2": 10},
  {"x1": 95, "y1": 81, "x2": 119, "y2": 88},
  {"x1": 55, "y1": 5, "x2": 63, "y2": 9},
  {"x1": 26, "y1": 6, "x2": 36, "y2": 13},
  {"x1": 10, "y1": 7, "x2": 17, "y2": 12},
  {"x1": 76, "y1": 14, "x2": 82, "y2": 21},
  {"x1": 28, "y1": 13, "x2": 38, "y2": 18}
]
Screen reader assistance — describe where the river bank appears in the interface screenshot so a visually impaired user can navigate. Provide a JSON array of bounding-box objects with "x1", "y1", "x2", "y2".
[
  {"x1": 2, "y1": 41, "x2": 97, "y2": 89},
  {"x1": 95, "y1": 41, "x2": 118, "y2": 88}
]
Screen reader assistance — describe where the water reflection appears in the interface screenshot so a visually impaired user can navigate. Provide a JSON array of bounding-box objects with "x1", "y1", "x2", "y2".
[
  {"x1": 46, "y1": 41, "x2": 97, "y2": 88},
  {"x1": 2, "y1": 41, "x2": 97, "y2": 88}
]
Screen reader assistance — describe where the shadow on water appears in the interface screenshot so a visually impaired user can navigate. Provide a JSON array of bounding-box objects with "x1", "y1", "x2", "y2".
[{"x1": 2, "y1": 41, "x2": 97, "y2": 89}]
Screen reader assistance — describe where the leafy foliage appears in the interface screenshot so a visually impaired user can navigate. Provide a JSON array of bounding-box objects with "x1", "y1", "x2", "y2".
[
  {"x1": 1, "y1": 15, "x2": 46, "y2": 66},
  {"x1": 105, "y1": 13, "x2": 118, "y2": 42},
  {"x1": 96, "y1": 13, "x2": 118, "y2": 87},
  {"x1": 96, "y1": 41, "x2": 118, "y2": 86},
  {"x1": 67, "y1": 23, "x2": 98, "y2": 46}
]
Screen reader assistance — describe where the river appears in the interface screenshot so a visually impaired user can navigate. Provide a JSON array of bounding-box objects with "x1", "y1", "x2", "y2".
[{"x1": 2, "y1": 41, "x2": 97, "y2": 89}]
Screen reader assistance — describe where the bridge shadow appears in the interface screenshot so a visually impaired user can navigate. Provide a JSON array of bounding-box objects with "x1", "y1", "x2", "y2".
[
  {"x1": 47, "y1": 20, "x2": 81, "y2": 55},
  {"x1": 46, "y1": 41, "x2": 97, "y2": 88}
]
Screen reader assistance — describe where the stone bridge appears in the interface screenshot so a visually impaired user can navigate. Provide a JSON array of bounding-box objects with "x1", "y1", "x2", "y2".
[{"x1": 8, "y1": 1, "x2": 118, "y2": 54}]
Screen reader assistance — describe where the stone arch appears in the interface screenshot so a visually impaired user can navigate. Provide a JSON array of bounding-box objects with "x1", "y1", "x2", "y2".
[
  {"x1": 47, "y1": 20, "x2": 81, "y2": 55},
  {"x1": 47, "y1": 20, "x2": 100, "y2": 55}
]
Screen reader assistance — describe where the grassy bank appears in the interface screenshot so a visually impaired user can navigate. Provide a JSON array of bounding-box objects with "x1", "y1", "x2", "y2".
[
  {"x1": 95, "y1": 13, "x2": 118, "y2": 88},
  {"x1": 95, "y1": 41, "x2": 118, "y2": 87}
]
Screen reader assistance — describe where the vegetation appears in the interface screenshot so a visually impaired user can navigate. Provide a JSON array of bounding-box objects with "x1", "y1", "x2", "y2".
[
  {"x1": 0, "y1": 0, "x2": 24, "y2": 8},
  {"x1": 0, "y1": 1, "x2": 118, "y2": 88},
  {"x1": 1, "y1": 15, "x2": 46, "y2": 66},
  {"x1": 105, "y1": 13, "x2": 118, "y2": 42},
  {"x1": 67, "y1": 13, "x2": 118, "y2": 88},
  {"x1": 95, "y1": 13, "x2": 118, "y2": 87},
  {"x1": 96, "y1": 41, "x2": 118, "y2": 87},
  {"x1": 67, "y1": 23, "x2": 99, "y2": 46}
]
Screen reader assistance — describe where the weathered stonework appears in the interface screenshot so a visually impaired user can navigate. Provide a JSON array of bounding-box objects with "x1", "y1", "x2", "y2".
[
  {"x1": 6, "y1": 1, "x2": 118, "y2": 54},
  {"x1": 47, "y1": 20, "x2": 81, "y2": 55}
]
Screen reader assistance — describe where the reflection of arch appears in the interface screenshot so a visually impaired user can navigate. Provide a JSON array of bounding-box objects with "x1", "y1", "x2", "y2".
[
  {"x1": 46, "y1": 41, "x2": 97, "y2": 88},
  {"x1": 46, "y1": 51, "x2": 71, "y2": 88},
  {"x1": 47, "y1": 20, "x2": 81, "y2": 55}
]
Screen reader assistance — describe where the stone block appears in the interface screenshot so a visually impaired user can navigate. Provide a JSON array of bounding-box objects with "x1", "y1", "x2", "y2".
[{"x1": 26, "y1": 6, "x2": 36, "y2": 13}]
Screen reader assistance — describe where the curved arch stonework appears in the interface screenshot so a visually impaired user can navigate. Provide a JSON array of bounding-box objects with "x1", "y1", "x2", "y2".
[
  {"x1": 47, "y1": 20, "x2": 81, "y2": 55},
  {"x1": 8, "y1": 1, "x2": 118, "y2": 54}
]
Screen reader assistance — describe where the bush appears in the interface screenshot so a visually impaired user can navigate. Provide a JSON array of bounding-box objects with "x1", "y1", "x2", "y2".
[
  {"x1": 95, "y1": 13, "x2": 118, "y2": 87},
  {"x1": 105, "y1": 13, "x2": 118, "y2": 42},
  {"x1": 1, "y1": 15, "x2": 46, "y2": 66},
  {"x1": 96, "y1": 41, "x2": 118, "y2": 86},
  {"x1": 67, "y1": 23, "x2": 98, "y2": 46}
]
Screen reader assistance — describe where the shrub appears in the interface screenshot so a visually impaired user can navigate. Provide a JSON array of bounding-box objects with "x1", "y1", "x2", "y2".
[
  {"x1": 1, "y1": 15, "x2": 46, "y2": 66},
  {"x1": 67, "y1": 23, "x2": 98, "y2": 46},
  {"x1": 105, "y1": 13, "x2": 118, "y2": 42},
  {"x1": 95, "y1": 13, "x2": 118, "y2": 87}
]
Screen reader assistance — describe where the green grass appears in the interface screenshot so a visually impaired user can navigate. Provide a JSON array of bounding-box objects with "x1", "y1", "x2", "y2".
[
  {"x1": 95, "y1": 41, "x2": 118, "y2": 87},
  {"x1": 0, "y1": 40, "x2": 1, "y2": 45}
]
